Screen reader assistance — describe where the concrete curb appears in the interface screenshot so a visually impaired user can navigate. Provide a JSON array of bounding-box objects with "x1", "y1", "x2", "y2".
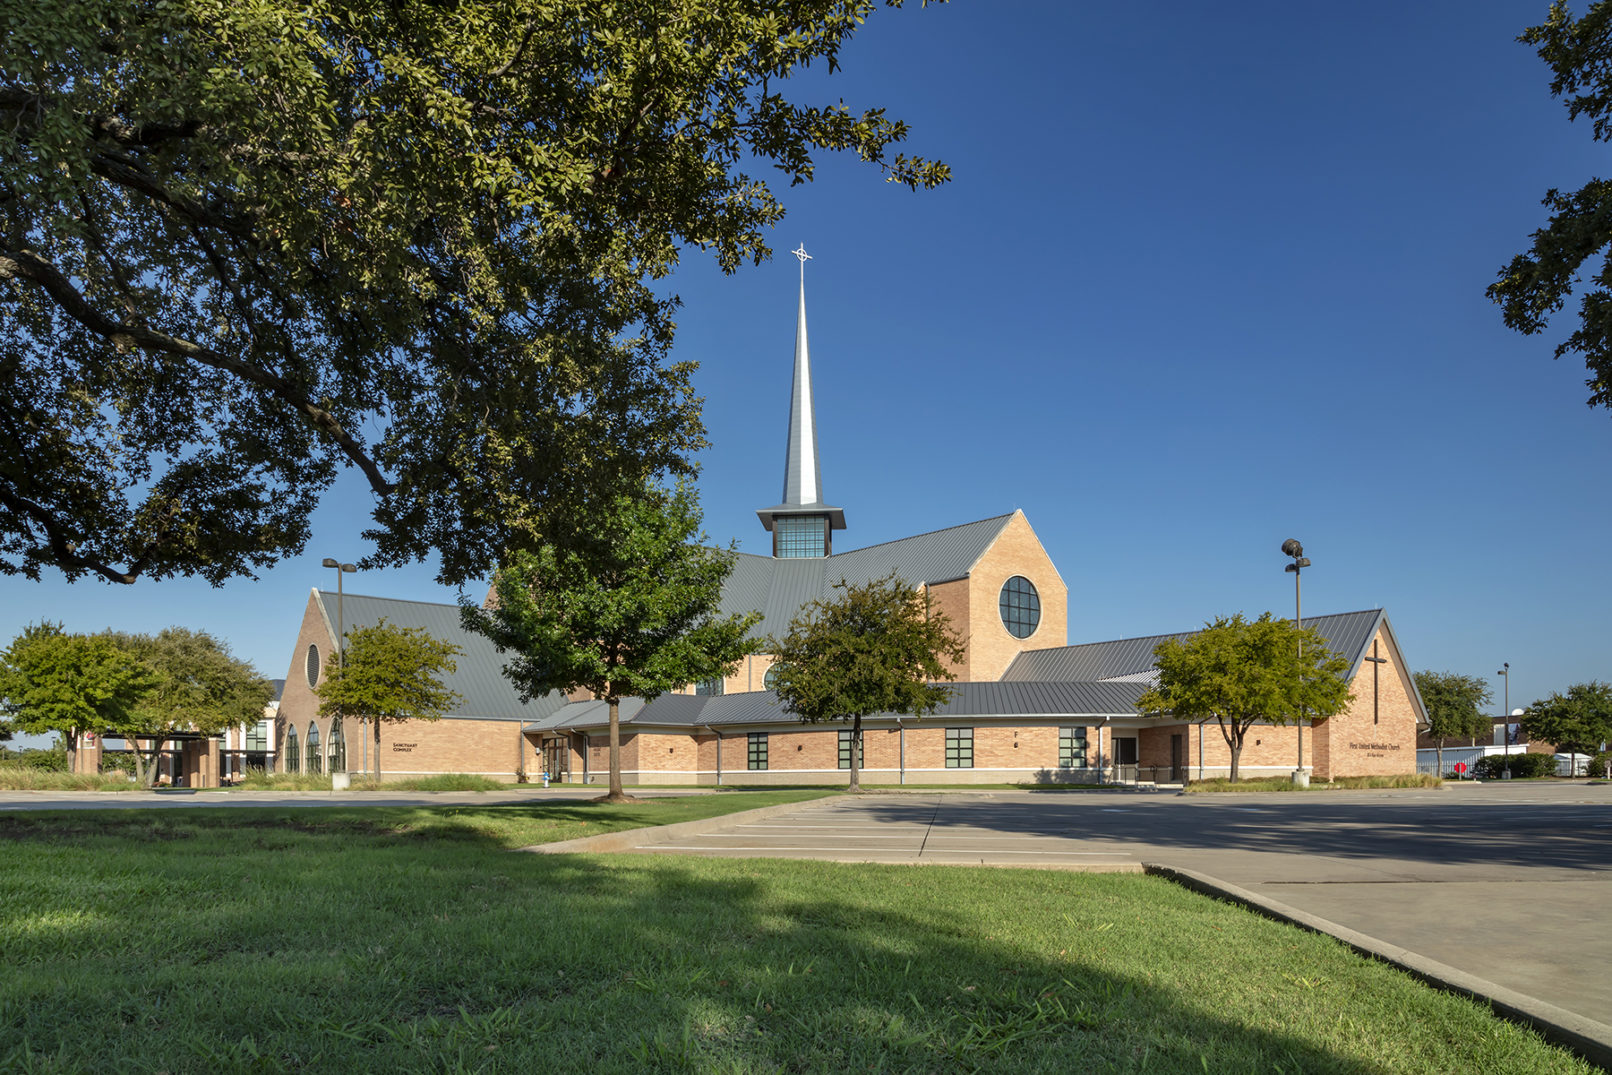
[
  {"x1": 516, "y1": 796, "x2": 843, "y2": 855},
  {"x1": 1144, "y1": 863, "x2": 1612, "y2": 1072}
]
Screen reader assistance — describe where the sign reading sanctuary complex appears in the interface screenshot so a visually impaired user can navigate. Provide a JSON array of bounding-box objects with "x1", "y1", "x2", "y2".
[{"x1": 274, "y1": 254, "x2": 1426, "y2": 785}]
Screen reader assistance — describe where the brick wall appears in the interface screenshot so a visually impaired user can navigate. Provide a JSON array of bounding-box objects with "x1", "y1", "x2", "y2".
[
  {"x1": 275, "y1": 590, "x2": 335, "y2": 772},
  {"x1": 1313, "y1": 626, "x2": 1418, "y2": 779},
  {"x1": 925, "y1": 577, "x2": 972, "y2": 680},
  {"x1": 964, "y1": 512, "x2": 1069, "y2": 682}
]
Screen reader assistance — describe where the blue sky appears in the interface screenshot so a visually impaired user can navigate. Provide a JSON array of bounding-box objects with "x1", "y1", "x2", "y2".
[{"x1": 3, "y1": 0, "x2": 1607, "y2": 716}]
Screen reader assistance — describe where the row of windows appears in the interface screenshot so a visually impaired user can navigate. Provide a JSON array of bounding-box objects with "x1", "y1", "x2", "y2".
[
  {"x1": 734, "y1": 728, "x2": 1087, "y2": 771},
  {"x1": 283, "y1": 720, "x2": 346, "y2": 773}
]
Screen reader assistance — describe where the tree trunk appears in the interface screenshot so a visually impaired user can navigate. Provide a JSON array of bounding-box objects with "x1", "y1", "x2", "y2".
[
  {"x1": 848, "y1": 716, "x2": 862, "y2": 793},
  {"x1": 1436, "y1": 742, "x2": 1444, "y2": 778},
  {"x1": 374, "y1": 716, "x2": 382, "y2": 782},
  {"x1": 64, "y1": 728, "x2": 78, "y2": 775},
  {"x1": 1220, "y1": 719, "x2": 1243, "y2": 783},
  {"x1": 606, "y1": 696, "x2": 626, "y2": 801},
  {"x1": 139, "y1": 737, "x2": 170, "y2": 787}
]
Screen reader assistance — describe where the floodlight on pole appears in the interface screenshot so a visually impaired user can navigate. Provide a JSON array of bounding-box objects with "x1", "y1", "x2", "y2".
[
  {"x1": 1497, "y1": 663, "x2": 1510, "y2": 779},
  {"x1": 1282, "y1": 539, "x2": 1312, "y2": 780}
]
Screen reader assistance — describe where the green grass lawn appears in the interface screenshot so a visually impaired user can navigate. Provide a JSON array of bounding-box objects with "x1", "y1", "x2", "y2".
[{"x1": 0, "y1": 803, "x2": 1590, "y2": 1074}]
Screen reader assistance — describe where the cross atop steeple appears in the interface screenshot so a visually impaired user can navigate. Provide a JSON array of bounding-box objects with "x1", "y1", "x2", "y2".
[{"x1": 755, "y1": 244, "x2": 845, "y2": 557}]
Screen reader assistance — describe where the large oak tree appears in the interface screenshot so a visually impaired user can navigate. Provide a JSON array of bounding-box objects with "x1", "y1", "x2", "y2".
[
  {"x1": 1490, "y1": 2, "x2": 1612, "y2": 409},
  {"x1": 1, "y1": 0, "x2": 948, "y2": 587}
]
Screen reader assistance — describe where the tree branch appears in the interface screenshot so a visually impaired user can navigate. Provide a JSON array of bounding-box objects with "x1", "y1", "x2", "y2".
[{"x1": 0, "y1": 248, "x2": 397, "y2": 496}]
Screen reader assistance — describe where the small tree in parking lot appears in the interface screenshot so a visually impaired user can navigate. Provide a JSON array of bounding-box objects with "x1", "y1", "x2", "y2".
[
  {"x1": 1138, "y1": 613, "x2": 1353, "y2": 782},
  {"x1": 1413, "y1": 671, "x2": 1492, "y2": 777},
  {"x1": 1521, "y1": 682, "x2": 1612, "y2": 759},
  {"x1": 767, "y1": 572, "x2": 964, "y2": 792}
]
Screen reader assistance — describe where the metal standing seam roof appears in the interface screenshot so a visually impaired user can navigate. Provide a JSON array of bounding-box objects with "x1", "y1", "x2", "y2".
[
  {"x1": 313, "y1": 591, "x2": 570, "y2": 722},
  {"x1": 533, "y1": 679, "x2": 1152, "y2": 733},
  {"x1": 719, "y1": 513, "x2": 1017, "y2": 641},
  {"x1": 1001, "y1": 609, "x2": 1390, "y2": 684}
]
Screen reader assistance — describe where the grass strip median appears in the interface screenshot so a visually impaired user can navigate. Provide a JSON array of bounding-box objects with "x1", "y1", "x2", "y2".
[{"x1": 0, "y1": 802, "x2": 1591, "y2": 1074}]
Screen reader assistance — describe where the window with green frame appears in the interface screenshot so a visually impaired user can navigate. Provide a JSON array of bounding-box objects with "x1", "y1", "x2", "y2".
[
  {"x1": 306, "y1": 723, "x2": 322, "y2": 774},
  {"x1": 945, "y1": 727, "x2": 973, "y2": 768},
  {"x1": 285, "y1": 727, "x2": 300, "y2": 773},
  {"x1": 1059, "y1": 727, "x2": 1088, "y2": 769},
  {"x1": 838, "y1": 730, "x2": 863, "y2": 770},
  {"x1": 329, "y1": 719, "x2": 346, "y2": 772},
  {"x1": 747, "y1": 733, "x2": 768, "y2": 770},
  {"x1": 245, "y1": 720, "x2": 268, "y2": 752}
]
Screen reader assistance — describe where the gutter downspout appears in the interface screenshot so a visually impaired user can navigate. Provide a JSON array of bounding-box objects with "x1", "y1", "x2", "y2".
[
  {"x1": 704, "y1": 726, "x2": 722, "y2": 787},
  {"x1": 1097, "y1": 719, "x2": 1109, "y2": 785},
  {"x1": 582, "y1": 732, "x2": 590, "y2": 784}
]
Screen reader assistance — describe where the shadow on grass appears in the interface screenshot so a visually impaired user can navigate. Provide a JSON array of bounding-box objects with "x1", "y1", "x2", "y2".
[{"x1": 0, "y1": 814, "x2": 1583, "y2": 1073}]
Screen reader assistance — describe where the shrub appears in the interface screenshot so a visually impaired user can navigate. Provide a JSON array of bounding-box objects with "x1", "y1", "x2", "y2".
[
  {"x1": 1589, "y1": 751, "x2": 1612, "y2": 780},
  {"x1": 16, "y1": 744, "x2": 68, "y2": 771},
  {"x1": 1472, "y1": 752, "x2": 1557, "y2": 779}
]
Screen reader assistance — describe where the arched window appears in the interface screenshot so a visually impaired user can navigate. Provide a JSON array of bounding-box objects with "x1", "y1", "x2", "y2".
[
  {"x1": 999, "y1": 576, "x2": 1041, "y2": 639},
  {"x1": 764, "y1": 665, "x2": 781, "y2": 690},
  {"x1": 285, "y1": 726, "x2": 300, "y2": 773},
  {"x1": 329, "y1": 719, "x2": 346, "y2": 773},
  {"x1": 307, "y1": 723, "x2": 322, "y2": 775}
]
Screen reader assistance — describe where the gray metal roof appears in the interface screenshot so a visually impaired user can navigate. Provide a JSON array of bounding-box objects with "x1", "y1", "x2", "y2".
[
  {"x1": 313, "y1": 591, "x2": 570, "y2": 723},
  {"x1": 536, "y1": 679, "x2": 1149, "y2": 733},
  {"x1": 719, "y1": 514, "x2": 1016, "y2": 640},
  {"x1": 1002, "y1": 609, "x2": 1389, "y2": 683}
]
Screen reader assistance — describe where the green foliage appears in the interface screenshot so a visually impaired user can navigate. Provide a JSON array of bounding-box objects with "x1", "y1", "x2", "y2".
[
  {"x1": 1589, "y1": 750, "x2": 1612, "y2": 778},
  {"x1": 13, "y1": 743, "x2": 68, "y2": 772},
  {"x1": 316, "y1": 621, "x2": 463, "y2": 726},
  {"x1": 1414, "y1": 671, "x2": 1492, "y2": 740},
  {"x1": 464, "y1": 483, "x2": 757, "y2": 800},
  {"x1": 0, "y1": 0, "x2": 948, "y2": 588},
  {"x1": 1137, "y1": 612, "x2": 1353, "y2": 781},
  {"x1": 1472, "y1": 752, "x2": 1559, "y2": 779},
  {"x1": 1520, "y1": 680, "x2": 1612, "y2": 756},
  {"x1": 0, "y1": 623, "x2": 151, "y2": 745},
  {"x1": 1489, "y1": 2, "x2": 1612, "y2": 408},
  {"x1": 1185, "y1": 774, "x2": 1442, "y2": 793},
  {"x1": 767, "y1": 571, "x2": 964, "y2": 790},
  {"x1": 104, "y1": 627, "x2": 272, "y2": 786},
  {"x1": 110, "y1": 628, "x2": 271, "y2": 738}
]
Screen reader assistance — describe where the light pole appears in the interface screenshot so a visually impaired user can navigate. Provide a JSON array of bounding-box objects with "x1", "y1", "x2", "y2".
[
  {"x1": 322, "y1": 558, "x2": 357, "y2": 773},
  {"x1": 1496, "y1": 662, "x2": 1510, "y2": 779},
  {"x1": 1282, "y1": 539, "x2": 1312, "y2": 783}
]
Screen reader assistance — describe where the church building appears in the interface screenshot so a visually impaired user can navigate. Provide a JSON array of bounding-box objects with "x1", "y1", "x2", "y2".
[{"x1": 272, "y1": 250, "x2": 1425, "y2": 786}]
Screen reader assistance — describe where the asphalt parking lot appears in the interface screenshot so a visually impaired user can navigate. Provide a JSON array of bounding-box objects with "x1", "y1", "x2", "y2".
[{"x1": 634, "y1": 782, "x2": 1612, "y2": 1032}]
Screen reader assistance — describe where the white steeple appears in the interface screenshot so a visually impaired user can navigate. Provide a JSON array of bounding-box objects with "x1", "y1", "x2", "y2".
[
  {"x1": 783, "y1": 244, "x2": 822, "y2": 507},
  {"x1": 756, "y1": 244, "x2": 845, "y2": 556}
]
